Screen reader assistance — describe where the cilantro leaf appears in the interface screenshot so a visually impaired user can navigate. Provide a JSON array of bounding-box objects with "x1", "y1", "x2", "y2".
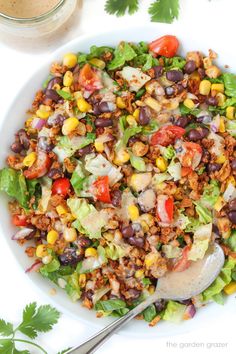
[
  {"x1": 0, "y1": 320, "x2": 13, "y2": 337},
  {"x1": 17, "y1": 302, "x2": 60, "y2": 339},
  {"x1": 56, "y1": 90, "x2": 73, "y2": 101},
  {"x1": 105, "y1": 0, "x2": 139, "y2": 16},
  {"x1": 149, "y1": 0, "x2": 179, "y2": 23},
  {"x1": 0, "y1": 339, "x2": 14, "y2": 354}
]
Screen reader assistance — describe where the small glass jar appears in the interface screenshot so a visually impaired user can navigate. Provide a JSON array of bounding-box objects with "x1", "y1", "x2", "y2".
[{"x1": 0, "y1": 0, "x2": 77, "y2": 38}]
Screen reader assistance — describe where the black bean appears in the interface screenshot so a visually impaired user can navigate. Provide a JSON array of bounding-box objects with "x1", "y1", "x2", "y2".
[
  {"x1": 94, "y1": 118, "x2": 113, "y2": 128},
  {"x1": 139, "y1": 106, "x2": 150, "y2": 126},
  {"x1": 99, "y1": 102, "x2": 111, "y2": 113},
  {"x1": 228, "y1": 211, "x2": 236, "y2": 224},
  {"x1": 11, "y1": 141, "x2": 23, "y2": 153},
  {"x1": 154, "y1": 299, "x2": 167, "y2": 313},
  {"x1": 18, "y1": 129, "x2": 30, "y2": 149},
  {"x1": 199, "y1": 127, "x2": 209, "y2": 139},
  {"x1": 77, "y1": 237, "x2": 92, "y2": 248},
  {"x1": 111, "y1": 190, "x2": 122, "y2": 207},
  {"x1": 76, "y1": 144, "x2": 93, "y2": 157},
  {"x1": 54, "y1": 114, "x2": 66, "y2": 126},
  {"x1": 206, "y1": 96, "x2": 218, "y2": 106},
  {"x1": 165, "y1": 86, "x2": 175, "y2": 96},
  {"x1": 127, "y1": 236, "x2": 144, "y2": 248},
  {"x1": 59, "y1": 249, "x2": 83, "y2": 266},
  {"x1": 93, "y1": 104, "x2": 101, "y2": 115},
  {"x1": 45, "y1": 89, "x2": 61, "y2": 102},
  {"x1": 207, "y1": 163, "x2": 221, "y2": 173},
  {"x1": 231, "y1": 159, "x2": 236, "y2": 170},
  {"x1": 47, "y1": 76, "x2": 63, "y2": 90},
  {"x1": 166, "y1": 70, "x2": 184, "y2": 82},
  {"x1": 228, "y1": 198, "x2": 236, "y2": 211},
  {"x1": 196, "y1": 115, "x2": 211, "y2": 124},
  {"x1": 40, "y1": 230, "x2": 47, "y2": 240},
  {"x1": 176, "y1": 83, "x2": 184, "y2": 94},
  {"x1": 202, "y1": 148, "x2": 210, "y2": 162},
  {"x1": 121, "y1": 225, "x2": 134, "y2": 238},
  {"x1": 198, "y1": 68, "x2": 206, "y2": 80},
  {"x1": 38, "y1": 137, "x2": 54, "y2": 152},
  {"x1": 184, "y1": 60, "x2": 196, "y2": 74},
  {"x1": 188, "y1": 129, "x2": 202, "y2": 141},
  {"x1": 47, "y1": 168, "x2": 63, "y2": 179},
  {"x1": 175, "y1": 116, "x2": 188, "y2": 128},
  {"x1": 153, "y1": 65, "x2": 164, "y2": 78},
  {"x1": 212, "y1": 224, "x2": 220, "y2": 236}
]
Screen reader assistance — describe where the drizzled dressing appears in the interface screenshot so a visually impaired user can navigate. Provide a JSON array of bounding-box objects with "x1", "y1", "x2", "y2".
[{"x1": 0, "y1": 0, "x2": 60, "y2": 18}]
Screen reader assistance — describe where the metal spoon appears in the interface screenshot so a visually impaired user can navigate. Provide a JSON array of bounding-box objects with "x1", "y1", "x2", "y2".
[{"x1": 67, "y1": 243, "x2": 224, "y2": 354}]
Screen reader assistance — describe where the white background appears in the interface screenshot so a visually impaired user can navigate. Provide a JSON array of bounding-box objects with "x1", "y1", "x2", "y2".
[{"x1": 0, "y1": 0, "x2": 235, "y2": 353}]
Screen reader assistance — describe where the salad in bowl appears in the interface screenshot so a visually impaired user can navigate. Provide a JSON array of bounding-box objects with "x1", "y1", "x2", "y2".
[{"x1": 0, "y1": 34, "x2": 236, "y2": 327}]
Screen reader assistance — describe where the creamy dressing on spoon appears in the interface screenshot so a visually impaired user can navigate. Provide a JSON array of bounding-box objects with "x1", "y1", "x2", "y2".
[{"x1": 0, "y1": 0, "x2": 60, "y2": 18}]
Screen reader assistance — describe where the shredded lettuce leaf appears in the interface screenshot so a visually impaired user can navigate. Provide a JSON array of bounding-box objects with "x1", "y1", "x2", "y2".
[
  {"x1": 225, "y1": 230, "x2": 236, "y2": 252},
  {"x1": 201, "y1": 180, "x2": 220, "y2": 209},
  {"x1": 105, "y1": 243, "x2": 126, "y2": 260},
  {"x1": 143, "y1": 304, "x2": 157, "y2": 322},
  {"x1": 194, "y1": 202, "x2": 212, "y2": 224},
  {"x1": 226, "y1": 120, "x2": 236, "y2": 137},
  {"x1": 162, "y1": 245, "x2": 182, "y2": 259},
  {"x1": 129, "y1": 152, "x2": 146, "y2": 172},
  {"x1": 223, "y1": 73, "x2": 236, "y2": 97},
  {"x1": 185, "y1": 217, "x2": 201, "y2": 233},
  {"x1": 108, "y1": 42, "x2": 137, "y2": 70},
  {"x1": 54, "y1": 135, "x2": 94, "y2": 161},
  {"x1": 160, "y1": 145, "x2": 176, "y2": 160},
  {"x1": 167, "y1": 160, "x2": 181, "y2": 181},
  {"x1": 163, "y1": 301, "x2": 186, "y2": 323},
  {"x1": 188, "y1": 223, "x2": 212, "y2": 261}
]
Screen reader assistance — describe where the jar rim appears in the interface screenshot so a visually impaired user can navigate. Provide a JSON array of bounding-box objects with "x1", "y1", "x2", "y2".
[{"x1": 0, "y1": 0, "x2": 65, "y2": 23}]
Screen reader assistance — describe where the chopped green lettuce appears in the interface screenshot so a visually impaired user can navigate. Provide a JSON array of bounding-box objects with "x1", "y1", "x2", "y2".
[
  {"x1": 40, "y1": 258, "x2": 60, "y2": 275},
  {"x1": 88, "y1": 45, "x2": 114, "y2": 59},
  {"x1": 56, "y1": 90, "x2": 73, "y2": 100},
  {"x1": 225, "y1": 230, "x2": 236, "y2": 252},
  {"x1": 179, "y1": 104, "x2": 200, "y2": 116},
  {"x1": 105, "y1": 243, "x2": 125, "y2": 260},
  {"x1": 162, "y1": 245, "x2": 182, "y2": 259},
  {"x1": 54, "y1": 135, "x2": 94, "y2": 161},
  {"x1": 194, "y1": 202, "x2": 212, "y2": 224},
  {"x1": 201, "y1": 180, "x2": 220, "y2": 209},
  {"x1": 222, "y1": 97, "x2": 236, "y2": 109},
  {"x1": 226, "y1": 120, "x2": 236, "y2": 137},
  {"x1": 167, "y1": 160, "x2": 181, "y2": 181},
  {"x1": 185, "y1": 218, "x2": 201, "y2": 233},
  {"x1": 116, "y1": 126, "x2": 142, "y2": 150},
  {"x1": 201, "y1": 257, "x2": 236, "y2": 302},
  {"x1": 163, "y1": 56, "x2": 186, "y2": 70},
  {"x1": 95, "y1": 299, "x2": 128, "y2": 317},
  {"x1": 223, "y1": 73, "x2": 236, "y2": 97},
  {"x1": 143, "y1": 304, "x2": 157, "y2": 322},
  {"x1": 141, "y1": 119, "x2": 159, "y2": 135},
  {"x1": 188, "y1": 223, "x2": 212, "y2": 261},
  {"x1": 160, "y1": 145, "x2": 176, "y2": 160},
  {"x1": 65, "y1": 272, "x2": 81, "y2": 302},
  {"x1": 108, "y1": 42, "x2": 137, "y2": 70},
  {"x1": 129, "y1": 152, "x2": 146, "y2": 172},
  {"x1": 163, "y1": 301, "x2": 186, "y2": 323},
  {"x1": 133, "y1": 53, "x2": 158, "y2": 71},
  {"x1": 212, "y1": 292, "x2": 225, "y2": 305}
]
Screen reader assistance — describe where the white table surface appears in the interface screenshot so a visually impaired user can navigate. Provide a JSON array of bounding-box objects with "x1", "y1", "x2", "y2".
[{"x1": 0, "y1": 0, "x2": 235, "y2": 353}]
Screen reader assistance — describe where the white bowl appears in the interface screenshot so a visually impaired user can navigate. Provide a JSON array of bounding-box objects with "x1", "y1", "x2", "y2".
[{"x1": 0, "y1": 24, "x2": 235, "y2": 338}]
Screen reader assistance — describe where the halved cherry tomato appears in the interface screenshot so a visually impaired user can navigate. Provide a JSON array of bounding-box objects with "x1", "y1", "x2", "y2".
[
  {"x1": 52, "y1": 178, "x2": 71, "y2": 197},
  {"x1": 178, "y1": 142, "x2": 202, "y2": 170},
  {"x1": 78, "y1": 63, "x2": 103, "y2": 92},
  {"x1": 172, "y1": 246, "x2": 192, "y2": 272},
  {"x1": 181, "y1": 166, "x2": 193, "y2": 177},
  {"x1": 157, "y1": 195, "x2": 174, "y2": 224},
  {"x1": 12, "y1": 214, "x2": 28, "y2": 227},
  {"x1": 92, "y1": 176, "x2": 111, "y2": 203},
  {"x1": 24, "y1": 151, "x2": 51, "y2": 180},
  {"x1": 150, "y1": 125, "x2": 185, "y2": 146},
  {"x1": 149, "y1": 35, "x2": 179, "y2": 58}
]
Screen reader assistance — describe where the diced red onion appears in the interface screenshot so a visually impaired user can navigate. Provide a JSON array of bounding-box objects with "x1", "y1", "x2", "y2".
[
  {"x1": 12, "y1": 228, "x2": 35, "y2": 240},
  {"x1": 25, "y1": 260, "x2": 42, "y2": 273},
  {"x1": 31, "y1": 118, "x2": 46, "y2": 130},
  {"x1": 183, "y1": 304, "x2": 196, "y2": 320},
  {"x1": 83, "y1": 90, "x2": 93, "y2": 99},
  {"x1": 223, "y1": 183, "x2": 236, "y2": 202},
  {"x1": 107, "y1": 102, "x2": 116, "y2": 112}
]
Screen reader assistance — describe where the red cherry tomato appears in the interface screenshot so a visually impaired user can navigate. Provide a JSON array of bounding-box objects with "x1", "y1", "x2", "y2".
[
  {"x1": 178, "y1": 142, "x2": 202, "y2": 170},
  {"x1": 149, "y1": 35, "x2": 179, "y2": 58},
  {"x1": 24, "y1": 151, "x2": 51, "y2": 180},
  {"x1": 78, "y1": 63, "x2": 103, "y2": 92},
  {"x1": 172, "y1": 246, "x2": 192, "y2": 272},
  {"x1": 181, "y1": 166, "x2": 193, "y2": 177},
  {"x1": 52, "y1": 178, "x2": 71, "y2": 197},
  {"x1": 157, "y1": 195, "x2": 174, "y2": 224},
  {"x1": 150, "y1": 125, "x2": 185, "y2": 146},
  {"x1": 12, "y1": 214, "x2": 28, "y2": 227},
  {"x1": 92, "y1": 176, "x2": 111, "y2": 203}
]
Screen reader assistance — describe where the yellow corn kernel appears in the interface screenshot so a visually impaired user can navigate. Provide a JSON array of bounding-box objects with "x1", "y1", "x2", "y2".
[
  {"x1": 47, "y1": 230, "x2": 59, "y2": 245},
  {"x1": 135, "y1": 269, "x2": 144, "y2": 278},
  {"x1": 85, "y1": 247, "x2": 97, "y2": 258},
  {"x1": 133, "y1": 108, "x2": 140, "y2": 120},
  {"x1": 36, "y1": 244, "x2": 48, "y2": 258},
  {"x1": 219, "y1": 117, "x2": 225, "y2": 133},
  {"x1": 211, "y1": 83, "x2": 224, "y2": 93},
  {"x1": 23, "y1": 152, "x2": 37, "y2": 167},
  {"x1": 226, "y1": 106, "x2": 235, "y2": 120},
  {"x1": 89, "y1": 58, "x2": 106, "y2": 69},
  {"x1": 215, "y1": 154, "x2": 226, "y2": 164},
  {"x1": 139, "y1": 213, "x2": 155, "y2": 227},
  {"x1": 224, "y1": 282, "x2": 236, "y2": 295},
  {"x1": 149, "y1": 285, "x2": 155, "y2": 295},
  {"x1": 199, "y1": 80, "x2": 211, "y2": 95},
  {"x1": 62, "y1": 117, "x2": 79, "y2": 135},
  {"x1": 128, "y1": 205, "x2": 139, "y2": 221},
  {"x1": 77, "y1": 98, "x2": 92, "y2": 113},
  {"x1": 56, "y1": 205, "x2": 67, "y2": 215},
  {"x1": 156, "y1": 156, "x2": 167, "y2": 172},
  {"x1": 79, "y1": 274, "x2": 86, "y2": 288},
  {"x1": 73, "y1": 91, "x2": 83, "y2": 100},
  {"x1": 63, "y1": 71, "x2": 73, "y2": 87},
  {"x1": 141, "y1": 220, "x2": 149, "y2": 233},
  {"x1": 63, "y1": 53, "x2": 77, "y2": 68},
  {"x1": 103, "y1": 232, "x2": 114, "y2": 241},
  {"x1": 36, "y1": 105, "x2": 51, "y2": 119},
  {"x1": 216, "y1": 93, "x2": 226, "y2": 106},
  {"x1": 144, "y1": 97, "x2": 161, "y2": 112},
  {"x1": 61, "y1": 86, "x2": 71, "y2": 93},
  {"x1": 183, "y1": 98, "x2": 195, "y2": 109},
  {"x1": 94, "y1": 140, "x2": 104, "y2": 153},
  {"x1": 113, "y1": 149, "x2": 130, "y2": 166},
  {"x1": 227, "y1": 176, "x2": 236, "y2": 187},
  {"x1": 214, "y1": 196, "x2": 225, "y2": 212},
  {"x1": 116, "y1": 97, "x2": 126, "y2": 109},
  {"x1": 25, "y1": 117, "x2": 34, "y2": 128},
  {"x1": 126, "y1": 115, "x2": 137, "y2": 126},
  {"x1": 63, "y1": 228, "x2": 77, "y2": 242}
]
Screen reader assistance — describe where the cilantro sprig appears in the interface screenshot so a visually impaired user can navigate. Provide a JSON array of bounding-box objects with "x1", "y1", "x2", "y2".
[
  {"x1": 105, "y1": 0, "x2": 180, "y2": 23},
  {"x1": 0, "y1": 302, "x2": 69, "y2": 354}
]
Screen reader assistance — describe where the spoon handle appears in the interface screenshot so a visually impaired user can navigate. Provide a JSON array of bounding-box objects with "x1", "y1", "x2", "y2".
[{"x1": 66, "y1": 294, "x2": 157, "y2": 354}]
